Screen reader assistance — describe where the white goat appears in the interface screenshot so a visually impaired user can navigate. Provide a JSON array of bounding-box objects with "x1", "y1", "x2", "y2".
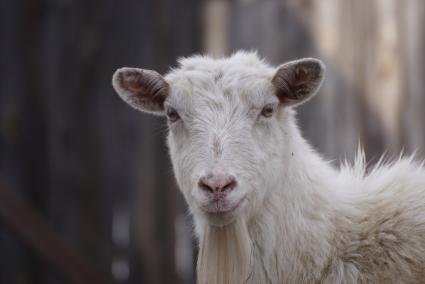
[{"x1": 112, "y1": 51, "x2": 425, "y2": 283}]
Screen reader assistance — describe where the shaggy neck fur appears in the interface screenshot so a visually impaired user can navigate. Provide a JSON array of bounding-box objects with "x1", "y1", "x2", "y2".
[{"x1": 196, "y1": 116, "x2": 339, "y2": 283}]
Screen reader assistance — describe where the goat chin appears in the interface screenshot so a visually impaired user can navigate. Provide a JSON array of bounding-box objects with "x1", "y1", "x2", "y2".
[{"x1": 197, "y1": 219, "x2": 253, "y2": 284}]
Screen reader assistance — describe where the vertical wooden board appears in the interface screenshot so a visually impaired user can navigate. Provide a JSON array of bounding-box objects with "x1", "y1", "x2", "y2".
[
  {"x1": 0, "y1": 0, "x2": 50, "y2": 282},
  {"x1": 400, "y1": 0, "x2": 425, "y2": 156}
]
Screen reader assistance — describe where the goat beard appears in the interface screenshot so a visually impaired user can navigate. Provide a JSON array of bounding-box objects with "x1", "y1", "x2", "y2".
[{"x1": 197, "y1": 219, "x2": 253, "y2": 284}]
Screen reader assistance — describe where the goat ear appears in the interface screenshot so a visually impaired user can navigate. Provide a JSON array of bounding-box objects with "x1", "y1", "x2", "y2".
[
  {"x1": 112, "y1": 67, "x2": 169, "y2": 114},
  {"x1": 272, "y1": 58, "x2": 325, "y2": 107}
]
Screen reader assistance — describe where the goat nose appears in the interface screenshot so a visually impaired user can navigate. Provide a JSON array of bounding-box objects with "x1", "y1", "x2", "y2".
[{"x1": 198, "y1": 173, "x2": 237, "y2": 194}]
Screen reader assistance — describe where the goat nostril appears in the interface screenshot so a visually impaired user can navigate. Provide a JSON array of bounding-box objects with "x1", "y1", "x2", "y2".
[
  {"x1": 198, "y1": 175, "x2": 237, "y2": 193},
  {"x1": 221, "y1": 177, "x2": 237, "y2": 192},
  {"x1": 198, "y1": 178, "x2": 214, "y2": 193}
]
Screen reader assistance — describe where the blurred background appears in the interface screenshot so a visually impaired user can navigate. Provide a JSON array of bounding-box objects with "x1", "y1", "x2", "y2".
[{"x1": 1, "y1": 0, "x2": 425, "y2": 283}]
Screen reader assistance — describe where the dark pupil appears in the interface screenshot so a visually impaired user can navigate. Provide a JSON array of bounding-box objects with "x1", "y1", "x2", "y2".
[
  {"x1": 167, "y1": 109, "x2": 179, "y2": 121},
  {"x1": 263, "y1": 107, "x2": 273, "y2": 115}
]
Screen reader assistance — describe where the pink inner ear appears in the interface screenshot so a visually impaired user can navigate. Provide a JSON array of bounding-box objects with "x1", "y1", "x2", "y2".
[
  {"x1": 272, "y1": 68, "x2": 296, "y2": 102},
  {"x1": 118, "y1": 69, "x2": 169, "y2": 111},
  {"x1": 272, "y1": 61, "x2": 322, "y2": 105},
  {"x1": 119, "y1": 69, "x2": 149, "y2": 96}
]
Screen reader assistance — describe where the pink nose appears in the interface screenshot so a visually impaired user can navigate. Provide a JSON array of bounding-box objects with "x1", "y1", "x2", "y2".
[{"x1": 198, "y1": 173, "x2": 237, "y2": 194}]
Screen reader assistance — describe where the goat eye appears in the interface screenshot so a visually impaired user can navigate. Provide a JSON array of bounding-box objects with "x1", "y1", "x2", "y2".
[
  {"x1": 261, "y1": 105, "x2": 275, "y2": 118},
  {"x1": 166, "y1": 108, "x2": 180, "y2": 122}
]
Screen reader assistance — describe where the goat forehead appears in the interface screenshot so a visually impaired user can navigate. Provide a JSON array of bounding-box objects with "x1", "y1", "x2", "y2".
[
  {"x1": 190, "y1": 96, "x2": 247, "y2": 130},
  {"x1": 165, "y1": 51, "x2": 274, "y2": 96},
  {"x1": 168, "y1": 71, "x2": 272, "y2": 113},
  {"x1": 168, "y1": 67, "x2": 270, "y2": 89},
  {"x1": 165, "y1": 56, "x2": 276, "y2": 127}
]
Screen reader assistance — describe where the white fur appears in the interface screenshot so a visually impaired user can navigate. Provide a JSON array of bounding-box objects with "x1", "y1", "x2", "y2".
[{"x1": 115, "y1": 51, "x2": 425, "y2": 283}]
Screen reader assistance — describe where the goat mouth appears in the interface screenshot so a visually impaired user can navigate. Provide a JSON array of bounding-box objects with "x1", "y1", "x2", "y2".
[{"x1": 203, "y1": 197, "x2": 245, "y2": 215}]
